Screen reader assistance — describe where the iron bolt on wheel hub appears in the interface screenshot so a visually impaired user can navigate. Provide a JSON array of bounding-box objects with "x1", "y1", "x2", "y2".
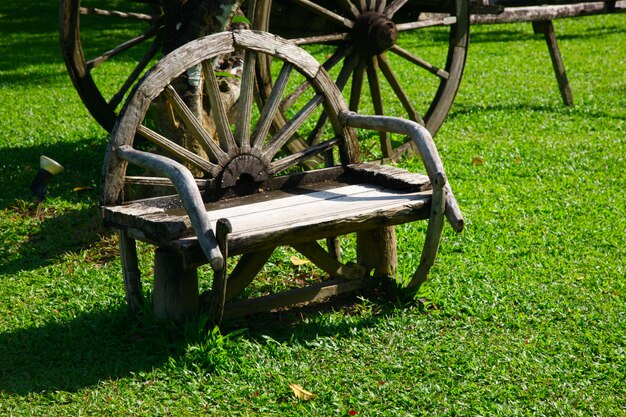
[{"x1": 352, "y1": 12, "x2": 398, "y2": 57}]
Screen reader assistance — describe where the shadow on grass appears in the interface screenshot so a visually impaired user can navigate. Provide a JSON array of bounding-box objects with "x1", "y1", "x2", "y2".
[
  {"x1": 0, "y1": 292, "x2": 407, "y2": 395},
  {"x1": 0, "y1": 136, "x2": 109, "y2": 274},
  {"x1": 226, "y1": 289, "x2": 417, "y2": 345},
  {"x1": 0, "y1": 307, "x2": 185, "y2": 395},
  {"x1": 0, "y1": 205, "x2": 108, "y2": 275},
  {"x1": 0, "y1": 136, "x2": 106, "y2": 209}
]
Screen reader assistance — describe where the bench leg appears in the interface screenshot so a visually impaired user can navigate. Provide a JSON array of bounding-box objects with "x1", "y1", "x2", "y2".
[
  {"x1": 153, "y1": 247, "x2": 199, "y2": 322},
  {"x1": 357, "y1": 226, "x2": 398, "y2": 280},
  {"x1": 119, "y1": 230, "x2": 143, "y2": 318},
  {"x1": 532, "y1": 20, "x2": 574, "y2": 106}
]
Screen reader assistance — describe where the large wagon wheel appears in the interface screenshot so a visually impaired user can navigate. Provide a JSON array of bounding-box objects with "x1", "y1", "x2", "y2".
[
  {"x1": 102, "y1": 30, "x2": 370, "y2": 319},
  {"x1": 253, "y1": 0, "x2": 469, "y2": 159},
  {"x1": 59, "y1": 0, "x2": 164, "y2": 132}
]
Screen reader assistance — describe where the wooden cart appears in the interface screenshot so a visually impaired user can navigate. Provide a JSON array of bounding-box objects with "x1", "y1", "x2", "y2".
[{"x1": 59, "y1": 0, "x2": 470, "y2": 160}]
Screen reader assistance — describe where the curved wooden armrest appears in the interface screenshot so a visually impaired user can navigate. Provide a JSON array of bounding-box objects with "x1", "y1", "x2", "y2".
[
  {"x1": 115, "y1": 145, "x2": 224, "y2": 271},
  {"x1": 339, "y1": 111, "x2": 464, "y2": 232}
]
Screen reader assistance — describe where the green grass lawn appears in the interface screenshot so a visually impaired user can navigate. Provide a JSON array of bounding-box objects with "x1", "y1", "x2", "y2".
[{"x1": 1, "y1": 1, "x2": 625, "y2": 415}]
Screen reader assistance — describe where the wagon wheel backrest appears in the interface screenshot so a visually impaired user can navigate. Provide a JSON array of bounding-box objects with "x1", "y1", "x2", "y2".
[{"x1": 101, "y1": 30, "x2": 361, "y2": 207}]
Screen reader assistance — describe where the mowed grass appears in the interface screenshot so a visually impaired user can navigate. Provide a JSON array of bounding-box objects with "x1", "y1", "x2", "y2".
[{"x1": 1, "y1": 1, "x2": 625, "y2": 415}]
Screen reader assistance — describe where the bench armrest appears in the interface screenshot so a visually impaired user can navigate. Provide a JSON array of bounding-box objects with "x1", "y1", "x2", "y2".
[
  {"x1": 115, "y1": 145, "x2": 224, "y2": 271},
  {"x1": 339, "y1": 111, "x2": 464, "y2": 232}
]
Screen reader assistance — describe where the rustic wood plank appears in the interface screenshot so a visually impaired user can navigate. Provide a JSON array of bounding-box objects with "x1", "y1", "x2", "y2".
[
  {"x1": 206, "y1": 219, "x2": 232, "y2": 325},
  {"x1": 125, "y1": 175, "x2": 210, "y2": 190},
  {"x1": 345, "y1": 163, "x2": 430, "y2": 191},
  {"x1": 471, "y1": 1, "x2": 625, "y2": 24},
  {"x1": 340, "y1": 112, "x2": 464, "y2": 232},
  {"x1": 221, "y1": 278, "x2": 368, "y2": 320}
]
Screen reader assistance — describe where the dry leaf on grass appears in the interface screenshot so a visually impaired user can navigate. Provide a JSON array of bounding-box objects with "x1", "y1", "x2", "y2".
[
  {"x1": 290, "y1": 256, "x2": 310, "y2": 266},
  {"x1": 289, "y1": 383, "x2": 317, "y2": 401}
]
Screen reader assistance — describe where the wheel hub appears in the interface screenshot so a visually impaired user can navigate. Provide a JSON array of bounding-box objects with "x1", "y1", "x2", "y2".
[
  {"x1": 220, "y1": 155, "x2": 268, "y2": 196},
  {"x1": 352, "y1": 11, "x2": 398, "y2": 57}
]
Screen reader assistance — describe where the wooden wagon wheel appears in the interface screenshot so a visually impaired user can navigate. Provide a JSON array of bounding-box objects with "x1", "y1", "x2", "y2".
[
  {"x1": 59, "y1": 0, "x2": 165, "y2": 132},
  {"x1": 102, "y1": 30, "x2": 368, "y2": 318},
  {"x1": 253, "y1": 0, "x2": 469, "y2": 159}
]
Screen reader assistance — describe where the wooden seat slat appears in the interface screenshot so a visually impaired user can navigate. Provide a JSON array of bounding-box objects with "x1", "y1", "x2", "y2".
[{"x1": 106, "y1": 180, "x2": 432, "y2": 255}]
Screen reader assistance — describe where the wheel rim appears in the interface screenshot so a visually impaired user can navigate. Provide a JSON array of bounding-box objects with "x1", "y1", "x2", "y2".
[
  {"x1": 253, "y1": 0, "x2": 469, "y2": 160},
  {"x1": 59, "y1": 0, "x2": 164, "y2": 132},
  {"x1": 102, "y1": 30, "x2": 359, "y2": 206}
]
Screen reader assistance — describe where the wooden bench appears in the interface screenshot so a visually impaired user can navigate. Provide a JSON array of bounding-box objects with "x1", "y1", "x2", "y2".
[{"x1": 100, "y1": 30, "x2": 463, "y2": 324}]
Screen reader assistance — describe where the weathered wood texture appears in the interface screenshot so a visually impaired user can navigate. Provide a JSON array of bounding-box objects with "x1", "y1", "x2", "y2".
[
  {"x1": 532, "y1": 20, "x2": 574, "y2": 106},
  {"x1": 104, "y1": 175, "x2": 433, "y2": 259},
  {"x1": 471, "y1": 1, "x2": 625, "y2": 24},
  {"x1": 153, "y1": 247, "x2": 199, "y2": 321}
]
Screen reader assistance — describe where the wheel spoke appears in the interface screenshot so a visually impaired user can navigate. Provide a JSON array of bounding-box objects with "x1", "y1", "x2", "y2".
[
  {"x1": 396, "y1": 16, "x2": 457, "y2": 31},
  {"x1": 289, "y1": 0, "x2": 354, "y2": 28},
  {"x1": 79, "y1": 7, "x2": 158, "y2": 21},
  {"x1": 305, "y1": 54, "x2": 357, "y2": 146},
  {"x1": 384, "y1": 0, "x2": 408, "y2": 17},
  {"x1": 390, "y1": 45, "x2": 449, "y2": 80},
  {"x1": 202, "y1": 61, "x2": 237, "y2": 151},
  {"x1": 280, "y1": 46, "x2": 348, "y2": 110},
  {"x1": 292, "y1": 32, "x2": 349, "y2": 46},
  {"x1": 349, "y1": 65, "x2": 365, "y2": 112},
  {"x1": 268, "y1": 137, "x2": 342, "y2": 175},
  {"x1": 262, "y1": 94, "x2": 325, "y2": 161},
  {"x1": 338, "y1": 0, "x2": 361, "y2": 17},
  {"x1": 251, "y1": 62, "x2": 293, "y2": 149},
  {"x1": 377, "y1": 53, "x2": 425, "y2": 125},
  {"x1": 108, "y1": 35, "x2": 162, "y2": 110},
  {"x1": 162, "y1": 85, "x2": 229, "y2": 165},
  {"x1": 136, "y1": 125, "x2": 221, "y2": 177},
  {"x1": 86, "y1": 24, "x2": 160, "y2": 70},
  {"x1": 366, "y1": 57, "x2": 393, "y2": 158},
  {"x1": 376, "y1": 0, "x2": 387, "y2": 13},
  {"x1": 235, "y1": 50, "x2": 257, "y2": 149}
]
